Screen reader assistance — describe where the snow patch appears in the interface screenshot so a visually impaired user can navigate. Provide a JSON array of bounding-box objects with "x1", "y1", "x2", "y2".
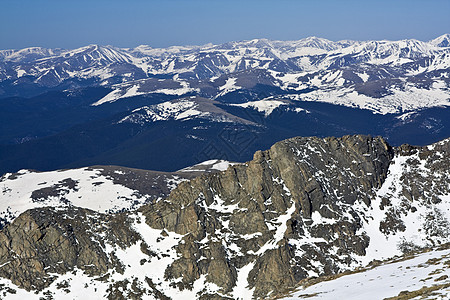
[
  {"x1": 289, "y1": 82, "x2": 450, "y2": 114},
  {"x1": 248, "y1": 200, "x2": 296, "y2": 255},
  {"x1": 284, "y1": 248, "x2": 450, "y2": 300},
  {"x1": 0, "y1": 168, "x2": 149, "y2": 220},
  {"x1": 118, "y1": 99, "x2": 209, "y2": 124},
  {"x1": 231, "y1": 99, "x2": 288, "y2": 116},
  {"x1": 217, "y1": 77, "x2": 241, "y2": 96},
  {"x1": 232, "y1": 262, "x2": 256, "y2": 299}
]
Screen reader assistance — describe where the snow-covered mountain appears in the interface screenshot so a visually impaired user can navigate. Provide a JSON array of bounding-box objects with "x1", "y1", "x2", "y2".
[
  {"x1": 88, "y1": 66, "x2": 449, "y2": 114},
  {"x1": 3, "y1": 35, "x2": 447, "y2": 80},
  {"x1": 1, "y1": 35, "x2": 449, "y2": 114},
  {"x1": 430, "y1": 33, "x2": 450, "y2": 48}
]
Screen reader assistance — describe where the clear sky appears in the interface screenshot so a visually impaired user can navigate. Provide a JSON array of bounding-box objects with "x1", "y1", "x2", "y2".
[{"x1": 1, "y1": 0, "x2": 449, "y2": 49}]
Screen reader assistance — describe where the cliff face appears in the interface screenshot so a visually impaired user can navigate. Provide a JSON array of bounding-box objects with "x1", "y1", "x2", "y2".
[
  {"x1": 141, "y1": 135, "x2": 394, "y2": 297},
  {"x1": 0, "y1": 135, "x2": 449, "y2": 299},
  {"x1": 0, "y1": 208, "x2": 138, "y2": 291}
]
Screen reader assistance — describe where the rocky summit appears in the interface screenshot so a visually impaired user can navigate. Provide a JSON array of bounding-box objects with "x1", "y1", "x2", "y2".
[{"x1": 0, "y1": 134, "x2": 449, "y2": 299}]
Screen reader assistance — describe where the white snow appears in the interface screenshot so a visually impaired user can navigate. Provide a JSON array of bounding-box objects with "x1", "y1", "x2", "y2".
[
  {"x1": 0, "y1": 268, "x2": 110, "y2": 299},
  {"x1": 150, "y1": 80, "x2": 198, "y2": 96},
  {"x1": 6, "y1": 36, "x2": 447, "y2": 116},
  {"x1": 215, "y1": 77, "x2": 241, "y2": 97},
  {"x1": 121, "y1": 84, "x2": 142, "y2": 98},
  {"x1": 177, "y1": 160, "x2": 237, "y2": 173},
  {"x1": 108, "y1": 213, "x2": 187, "y2": 298},
  {"x1": 0, "y1": 167, "x2": 152, "y2": 223},
  {"x1": 283, "y1": 248, "x2": 450, "y2": 300},
  {"x1": 16, "y1": 69, "x2": 27, "y2": 77},
  {"x1": 290, "y1": 107, "x2": 310, "y2": 114},
  {"x1": 429, "y1": 34, "x2": 450, "y2": 47},
  {"x1": 396, "y1": 111, "x2": 416, "y2": 121},
  {"x1": 231, "y1": 99, "x2": 288, "y2": 116},
  {"x1": 311, "y1": 211, "x2": 337, "y2": 225},
  {"x1": 232, "y1": 262, "x2": 256, "y2": 299},
  {"x1": 356, "y1": 72, "x2": 369, "y2": 82},
  {"x1": 92, "y1": 88, "x2": 123, "y2": 106},
  {"x1": 206, "y1": 194, "x2": 241, "y2": 214},
  {"x1": 118, "y1": 99, "x2": 209, "y2": 124},
  {"x1": 92, "y1": 80, "x2": 198, "y2": 106},
  {"x1": 358, "y1": 155, "x2": 413, "y2": 262},
  {"x1": 211, "y1": 160, "x2": 233, "y2": 171},
  {"x1": 356, "y1": 151, "x2": 450, "y2": 265},
  {"x1": 0, "y1": 213, "x2": 200, "y2": 299},
  {"x1": 248, "y1": 200, "x2": 296, "y2": 255},
  {"x1": 289, "y1": 81, "x2": 450, "y2": 114}
]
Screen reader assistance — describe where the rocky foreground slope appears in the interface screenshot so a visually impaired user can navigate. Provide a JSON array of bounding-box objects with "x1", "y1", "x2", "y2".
[{"x1": 0, "y1": 135, "x2": 449, "y2": 299}]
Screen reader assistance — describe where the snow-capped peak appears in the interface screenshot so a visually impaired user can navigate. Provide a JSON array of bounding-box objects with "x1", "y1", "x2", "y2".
[
  {"x1": 297, "y1": 36, "x2": 340, "y2": 50},
  {"x1": 430, "y1": 33, "x2": 450, "y2": 47},
  {"x1": 0, "y1": 46, "x2": 62, "y2": 62}
]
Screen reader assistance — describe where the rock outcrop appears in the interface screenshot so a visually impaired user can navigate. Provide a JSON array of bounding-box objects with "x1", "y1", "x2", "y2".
[
  {"x1": 0, "y1": 135, "x2": 449, "y2": 299},
  {"x1": 0, "y1": 207, "x2": 138, "y2": 291},
  {"x1": 140, "y1": 135, "x2": 394, "y2": 297}
]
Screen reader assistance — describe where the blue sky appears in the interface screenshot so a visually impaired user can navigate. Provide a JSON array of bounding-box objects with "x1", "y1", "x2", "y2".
[{"x1": 1, "y1": 0, "x2": 449, "y2": 49}]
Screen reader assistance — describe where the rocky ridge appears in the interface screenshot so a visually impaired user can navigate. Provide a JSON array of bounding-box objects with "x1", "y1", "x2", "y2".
[{"x1": 0, "y1": 135, "x2": 449, "y2": 299}]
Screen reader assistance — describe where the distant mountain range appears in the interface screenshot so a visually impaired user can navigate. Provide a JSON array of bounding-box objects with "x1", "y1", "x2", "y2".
[
  {"x1": 1, "y1": 35, "x2": 449, "y2": 112},
  {"x1": 0, "y1": 35, "x2": 449, "y2": 174}
]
